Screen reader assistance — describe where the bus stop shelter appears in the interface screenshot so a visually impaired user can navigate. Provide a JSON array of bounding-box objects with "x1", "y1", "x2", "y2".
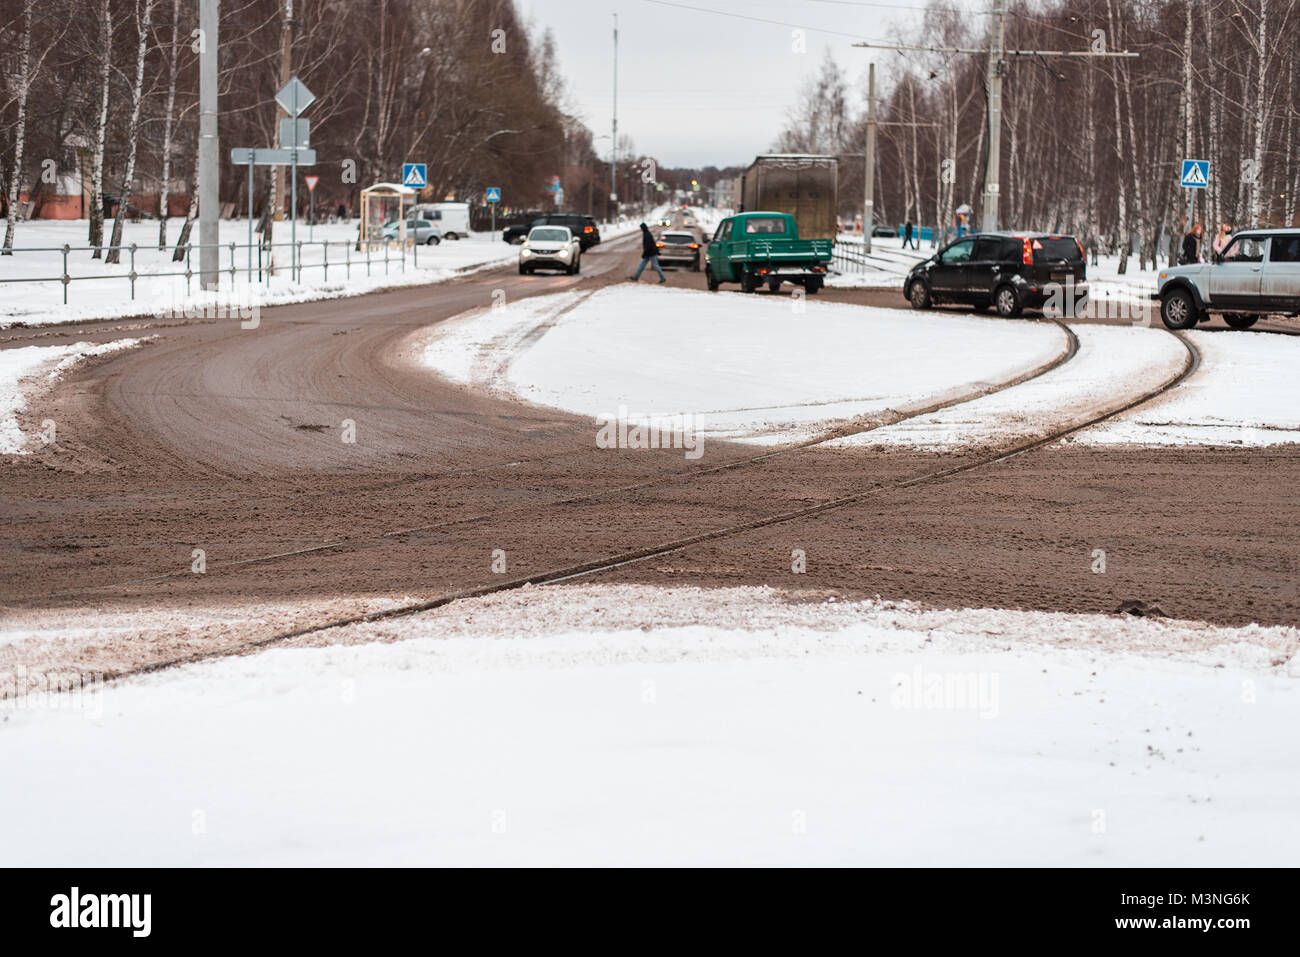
[{"x1": 360, "y1": 182, "x2": 415, "y2": 249}]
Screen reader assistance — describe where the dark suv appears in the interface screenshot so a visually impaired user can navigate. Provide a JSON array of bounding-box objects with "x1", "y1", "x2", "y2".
[
  {"x1": 504, "y1": 214, "x2": 601, "y2": 249},
  {"x1": 905, "y1": 232, "x2": 1088, "y2": 317}
]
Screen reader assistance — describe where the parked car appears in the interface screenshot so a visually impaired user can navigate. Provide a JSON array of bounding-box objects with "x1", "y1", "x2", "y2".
[
  {"x1": 519, "y1": 225, "x2": 581, "y2": 275},
  {"x1": 904, "y1": 232, "x2": 1088, "y2": 317},
  {"x1": 705, "y1": 211, "x2": 833, "y2": 293},
  {"x1": 504, "y1": 214, "x2": 601, "y2": 249},
  {"x1": 1155, "y1": 229, "x2": 1300, "y2": 329},
  {"x1": 655, "y1": 230, "x2": 703, "y2": 270},
  {"x1": 382, "y1": 218, "x2": 441, "y2": 245},
  {"x1": 872, "y1": 223, "x2": 896, "y2": 238}
]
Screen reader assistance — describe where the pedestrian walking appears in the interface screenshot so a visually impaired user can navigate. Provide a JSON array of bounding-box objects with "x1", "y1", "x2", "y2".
[
  {"x1": 903, "y1": 219, "x2": 916, "y2": 250},
  {"x1": 1212, "y1": 223, "x2": 1232, "y2": 258},
  {"x1": 1180, "y1": 222, "x2": 1204, "y2": 265},
  {"x1": 630, "y1": 222, "x2": 667, "y2": 283}
]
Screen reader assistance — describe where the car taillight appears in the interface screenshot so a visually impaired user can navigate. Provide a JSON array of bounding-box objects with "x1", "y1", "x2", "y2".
[
  {"x1": 688, "y1": 243, "x2": 699, "y2": 249},
  {"x1": 1022, "y1": 238, "x2": 1033, "y2": 265},
  {"x1": 656, "y1": 242, "x2": 665, "y2": 248},
  {"x1": 1075, "y1": 238, "x2": 1085, "y2": 260},
  {"x1": 584, "y1": 226, "x2": 593, "y2": 233}
]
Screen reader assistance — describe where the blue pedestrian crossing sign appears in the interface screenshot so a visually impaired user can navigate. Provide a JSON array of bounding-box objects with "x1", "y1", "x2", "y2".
[
  {"x1": 1180, "y1": 159, "x2": 1209, "y2": 189},
  {"x1": 402, "y1": 163, "x2": 427, "y2": 188},
  {"x1": 485, "y1": 187, "x2": 501, "y2": 203}
]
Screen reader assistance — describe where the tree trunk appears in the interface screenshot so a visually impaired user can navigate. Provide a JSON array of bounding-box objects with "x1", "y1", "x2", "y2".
[
  {"x1": 89, "y1": 0, "x2": 113, "y2": 258},
  {"x1": 158, "y1": 0, "x2": 182, "y2": 249},
  {"x1": 1106, "y1": 0, "x2": 1130, "y2": 274},
  {"x1": 2, "y1": 1, "x2": 34, "y2": 255},
  {"x1": 107, "y1": 0, "x2": 155, "y2": 265}
]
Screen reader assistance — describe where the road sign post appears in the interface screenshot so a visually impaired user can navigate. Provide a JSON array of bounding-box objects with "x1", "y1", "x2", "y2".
[
  {"x1": 305, "y1": 175, "x2": 319, "y2": 240},
  {"x1": 276, "y1": 77, "x2": 316, "y2": 281},
  {"x1": 1180, "y1": 159, "x2": 1209, "y2": 240},
  {"x1": 486, "y1": 187, "x2": 501, "y2": 237},
  {"x1": 402, "y1": 163, "x2": 426, "y2": 267},
  {"x1": 231, "y1": 147, "x2": 317, "y2": 281}
]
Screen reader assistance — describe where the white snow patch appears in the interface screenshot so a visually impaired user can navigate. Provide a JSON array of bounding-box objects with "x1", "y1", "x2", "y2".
[
  {"x1": 0, "y1": 338, "x2": 145, "y2": 453},
  {"x1": 836, "y1": 324, "x2": 1188, "y2": 450},
  {"x1": 1080, "y1": 329, "x2": 1300, "y2": 446},
  {"x1": 2, "y1": 584, "x2": 1297, "y2": 866},
  {"x1": 420, "y1": 285, "x2": 1064, "y2": 445}
]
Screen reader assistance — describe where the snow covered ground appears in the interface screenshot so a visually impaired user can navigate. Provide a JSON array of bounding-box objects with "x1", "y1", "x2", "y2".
[
  {"x1": 840, "y1": 324, "x2": 1188, "y2": 451},
  {"x1": 420, "y1": 285, "x2": 1066, "y2": 445},
  {"x1": 3, "y1": 584, "x2": 1296, "y2": 866},
  {"x1": 0, "y1": 215, "x2": 643, "y2": 327},
  {"x1": 0, "y1": 339, "x2": 147, "y2": 454},
  {"x1": 419, "y1": 285, "x2": 1299, "y2": 449},
  {"x1": 1081, "y1": 330, "x2": 1300, "y2": 447}
]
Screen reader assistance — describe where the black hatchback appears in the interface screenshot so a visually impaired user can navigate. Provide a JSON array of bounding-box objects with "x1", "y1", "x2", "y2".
[{"x1": 904, "y1": 232, "x2": 1088, "y2": 317}]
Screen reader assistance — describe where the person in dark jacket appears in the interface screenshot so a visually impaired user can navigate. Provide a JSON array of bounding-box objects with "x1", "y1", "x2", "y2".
[
  {"x1": 630, "y1": 222, "x2": 667, "y2": 282},
  {"x1": 903, "y1": 219, "x2": 916, "y2": 249},
  {"x1": 1180, "y1": 222, "x2": 1204, "y2": 265}
]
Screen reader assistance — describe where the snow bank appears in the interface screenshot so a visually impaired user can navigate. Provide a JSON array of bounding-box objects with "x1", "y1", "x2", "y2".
[
  {"x1": 0, "y1": 339, "x2": 145, "y2": 453},
  {"x1": 1080, "y1": 329, "x2": 1300, "y2": 446},
  {"x1": 2, "y1": 583, "x2": 1296, "y2": 866},
  {"x1": 839, "y1": 324, "x2": 1188, "y2": 450},
  {"x1": 421, "y1": 285, "x2": 1064, "y2": 445}
]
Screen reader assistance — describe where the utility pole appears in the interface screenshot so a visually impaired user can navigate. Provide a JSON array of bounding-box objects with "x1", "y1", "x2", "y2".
[
  {"x1": 852, "y1": 1, "x2": 1135, "y2": 234},
  {"x1": 864, "y1": 62, "x2": 876, "y2": 254},
  {"x1": 611, "y1": 14, "x2": 618, "y2": 221},
  {"x1": 198, "y1": 0, "x2": 218, "y2": 290},
  {"x1": 275, "y1": 0, "x2": 292, "y2": 221},
  {"x1": 981, "y1": 0, "x2": 1006, "y2": 232}
]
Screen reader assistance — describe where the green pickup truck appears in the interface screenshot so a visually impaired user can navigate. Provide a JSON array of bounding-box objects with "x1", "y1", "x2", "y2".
[{"x1": 704, "y1": 212, "x2": 834, "y2": 294}]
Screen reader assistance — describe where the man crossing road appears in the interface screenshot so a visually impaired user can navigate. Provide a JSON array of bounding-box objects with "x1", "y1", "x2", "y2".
[{"x1": 630, "y1": 222, "x2": 667, "y2": 283}]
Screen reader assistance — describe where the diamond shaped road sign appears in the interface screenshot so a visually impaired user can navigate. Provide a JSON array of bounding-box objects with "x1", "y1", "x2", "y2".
[
  {"x1": 485, "y1": 187, "x2": 501, "y2": 203},
  {"x1": 275, "y1": 76, "x2": 316, "y2": 117}
]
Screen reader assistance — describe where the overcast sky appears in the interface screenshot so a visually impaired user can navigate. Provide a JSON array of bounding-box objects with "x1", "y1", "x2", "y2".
[{"x1": 517, "y1": 0, "x2": 986, "y2": 169}]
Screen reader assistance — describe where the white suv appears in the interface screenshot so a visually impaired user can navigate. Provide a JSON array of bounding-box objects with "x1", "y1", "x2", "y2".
[
  {"x1": 1156, "y1": 228, "x2": 1300, "y2": 329},
  {"x1": 519, "y1": 226, "x2": 581, "y2": 275}
]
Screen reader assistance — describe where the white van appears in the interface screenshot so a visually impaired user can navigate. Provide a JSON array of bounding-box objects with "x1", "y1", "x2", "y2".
[{"x1": 413, "y1": 202, "x2": 470, "y2": 240}]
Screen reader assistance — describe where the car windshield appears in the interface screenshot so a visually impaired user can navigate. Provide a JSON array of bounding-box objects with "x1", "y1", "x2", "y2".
[
  {"x1": 661, "y1": 233, "x2": 694, "y2": 244},
  {"x1": 530, "y1": 228, "x2": 569, "y2": 242},
  {"x1": 744, "y1": 217, "x2": 787, "y2": 235}
]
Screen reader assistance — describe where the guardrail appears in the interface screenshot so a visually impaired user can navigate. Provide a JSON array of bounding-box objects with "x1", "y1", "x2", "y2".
[{"x1": 0, "y1": 235, "x2": 435, "y2": 306}]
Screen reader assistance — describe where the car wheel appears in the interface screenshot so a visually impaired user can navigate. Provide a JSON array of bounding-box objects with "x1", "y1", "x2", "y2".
[
  {"x1": 1223, "y1": 312, "x2": 1259, "y2": 330},
  {"x1": 740, "y1": 268, "x2": 758, "y2": 294},
  {"x1": 518, "y1": 264, "x2": 527, "y2": 275},
  {"x1": 574, "y1": 256, "x2": 582, "y2": 275},
  {"x1": 767, "y1": 279, "x2": 781, "y2": 293},
  {"x1": 907, "y1": 279, "x2": 932, "y2": 310},
  {"x1": 692, "y1": 258, "x2": 701, "y2": 272},
  {"x1": 444, "y1": 232, "x2": 459, "y2": 241},
  {"x1": 994, "y1": 284, "x2": 1023, "y2": 318},
  {"x1": 705, "y1": 265, "x2": 719, "y2": 292},
  {"x1": 1160, "y1": 288, "x2": 1198, "y2": 329},
  {"x1": 426, "y1": 236, "x2": 439, "y2": 246},
  {"x1": 806, "y1": 278, "x2": 823, "y2": 294}
]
